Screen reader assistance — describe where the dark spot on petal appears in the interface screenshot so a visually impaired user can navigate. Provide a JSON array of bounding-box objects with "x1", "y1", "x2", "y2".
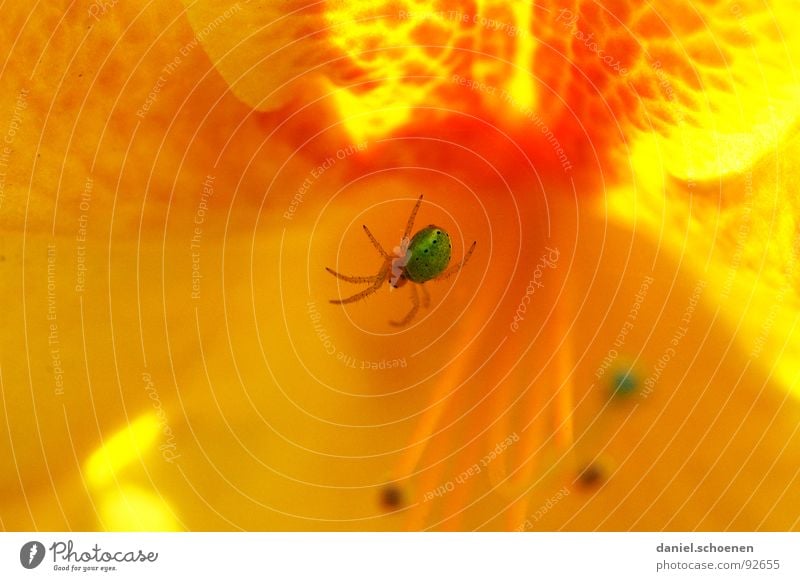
[
  {"x1": 380, "y1": 485, "x2": 403, "y2": 510},
  {"x1": 576, "y1": 463, "x2": 604, "y2": 489}
]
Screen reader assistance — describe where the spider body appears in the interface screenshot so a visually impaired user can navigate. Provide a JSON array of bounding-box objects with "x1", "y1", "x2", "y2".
[
  {"x1": 403, "y1": 226, "x2": 451, "y2": 283},
  {"x1": 326, "y1": 195, "x2": 476, "y2": 326}
]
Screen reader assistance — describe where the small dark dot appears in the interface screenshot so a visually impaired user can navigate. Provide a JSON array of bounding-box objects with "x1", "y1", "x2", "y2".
[
  {"x1": 380, "y1": 485, "x2": 403, "y2": 510},
  {"x1": 611, "y1": 369, "x2": 637, "y2": 397},
  {"x1": 432, "y1": 240, "x2": 437, "y2": 244},
  {"x1": 424, "y1": 249, "x2": 428, "y2": 253},
  {"x1": 576, "y1": 463, "x2": 604, "y2": 489}
]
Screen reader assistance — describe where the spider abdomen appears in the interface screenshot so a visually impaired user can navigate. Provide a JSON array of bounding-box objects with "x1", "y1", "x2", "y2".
[{"x1": 404, "y1": 225, "x2": 451, "y2": 283}]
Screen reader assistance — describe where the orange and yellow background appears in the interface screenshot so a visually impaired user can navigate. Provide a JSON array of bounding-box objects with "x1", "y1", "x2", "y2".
[{"x1": 1, "y1": 0, "x2": 800, "y2": 531}]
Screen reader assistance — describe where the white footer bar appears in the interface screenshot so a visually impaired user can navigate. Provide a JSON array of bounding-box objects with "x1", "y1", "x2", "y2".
[{"x1": 2, "y1": 532, "x2": 797, "y2": 580}]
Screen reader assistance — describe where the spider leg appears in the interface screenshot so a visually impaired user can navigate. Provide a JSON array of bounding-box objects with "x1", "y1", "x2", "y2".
[
  {"x1": 389, "y1": 283, "x2": 420, "y2": 327},
  {"x1": 329, "y1": 263, "x2": 390, "y2": 305},
  {"x1": 401, "y1": 194, "x2": 424, "y2": 241},
  {"x1": 325, "y1": 267, "x2": 381, "y2": 284},
  {"x1": 420, "y1": 283, "x2": 431, "y2": 308},
  {"x1": 434, "y1": 240, "x2": 477, "y2": 281},
  {"x1": 362, "y1": 225, "x2": 391, "y2": 259}
]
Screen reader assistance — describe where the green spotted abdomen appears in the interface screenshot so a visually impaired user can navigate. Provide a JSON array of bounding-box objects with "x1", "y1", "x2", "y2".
[{"x1": 404, "y1": 225, "x2": 451, "y2": 283}]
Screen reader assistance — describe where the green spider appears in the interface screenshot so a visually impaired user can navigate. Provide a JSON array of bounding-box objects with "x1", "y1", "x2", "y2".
[{"x1": 326, "y1": 195, "x2": 477, "y2": 326}]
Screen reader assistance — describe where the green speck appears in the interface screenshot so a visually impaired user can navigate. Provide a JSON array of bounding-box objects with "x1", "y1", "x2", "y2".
[{"x1": 611, "y1": 369, "x2": 637, "y2": 397}]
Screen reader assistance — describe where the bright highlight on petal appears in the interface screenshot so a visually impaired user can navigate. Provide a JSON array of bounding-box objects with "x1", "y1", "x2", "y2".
[
  {"x1": 84, "y1": 415, "x2": 161, "y2": 489},
  {"x1": 324, "y1": 1, "x2": 462, "y2": 141},
  {"x1": 611, "y1": 128, "x2": 800, "y2": 395},
  {"x1": 324, "y1": 0, "x2": 545, "y2": 140},
  {"x1": 99, "y1": 486, "x2": 181, "y2": 532},
  {"x1": 622, "y1": 0, "x2": 800, "y2": 179}
]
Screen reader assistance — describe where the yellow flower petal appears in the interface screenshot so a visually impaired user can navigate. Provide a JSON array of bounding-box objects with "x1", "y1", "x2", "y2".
[{"x1": 2, "y1": 0, "x2": 800, "y2": 534}]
